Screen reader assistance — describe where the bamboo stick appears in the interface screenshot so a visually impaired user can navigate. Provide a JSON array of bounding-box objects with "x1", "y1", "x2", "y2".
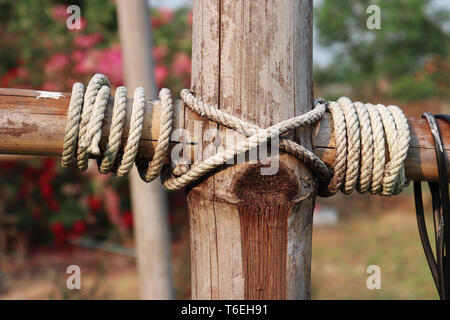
[
  {"x1": 185, "y1": 0, "x2": 317, "y2": 299},
  {"x1": 0, "y1": 87, "x2": 448, "y2": 182}
]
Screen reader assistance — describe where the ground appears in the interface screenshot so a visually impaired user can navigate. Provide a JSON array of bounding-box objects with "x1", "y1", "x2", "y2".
[
  {"x1": 0, "y1": 184, "x2": 439, "y2": 299},
  {"x1": 312, "y1": 187, "x2": 438, "y2": 299}
]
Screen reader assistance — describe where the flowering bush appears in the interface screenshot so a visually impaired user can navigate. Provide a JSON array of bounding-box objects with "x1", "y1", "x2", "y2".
[
  {"x1": 0, "y1": 1, "x2": 192, "y2": 249},
  {"x1": 150, "y1": 7, "x2": 192, "y2": 93}
]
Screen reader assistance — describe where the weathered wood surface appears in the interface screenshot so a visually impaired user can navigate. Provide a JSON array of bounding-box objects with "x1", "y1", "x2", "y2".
[
  {"x1": 116, "y1": 0, "x2": 173, "y2": 299},
  {"x1": 0, "y1": 88, "x2": 448, "y2": 182},
  {"x1": 185, "y1": 0, "x2": 316, "y2": 299},
  {"x1": 0, "y1": 88, "x2": 183, "y2": 158}
]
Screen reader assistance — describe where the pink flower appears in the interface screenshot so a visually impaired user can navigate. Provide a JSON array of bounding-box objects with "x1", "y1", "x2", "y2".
[
  {"x1": 152, "y1": 45, "x2": 168, "y2": 63},
  {"x1": 79, "y1": 17, "x2": 87, "y2": 30},
  {"x1": 95, "y1": 46, "x2": 123, "y2": 86},
  {"x1": 50, "y1": 5, "x2": 68, "y2": 22},
  {"x1": 151, "y1": 8, "x2": 173, "y2": 28},
  {"x1": 16, "y1": 67, "x2": 28, "y2": 79},
  {"x1": 74, "y1": 33, "x2": 103, "y2": 48},
  {"x1": 68, "y1": 17, "x2": 87, "y2": 32},
  {"x1": 72, "y1": 45, "x2": 123, "y2": 85},
  {"x1": 72, "y1": 49, "x2": 100, "y2": 75},
  {"x1": 160, "y1": 8, "x2": 174, "y2": 24},
  {"x1": 155, "y1": 65, "x2": 169, "y2": 88},
  {"x1": 42, "y1": 81, "x2": 63, "y2": 91},
  {"x1": 44, "y1": 53, "x2": 69, "y2": 74},
  {"x1": 172, "y1": 52, "x2": 191, "y2": 77},
  {"x1": 71, "y1": 50, "x2": 85, "y2": 62},
  {"x1": 50, "y1": 5, "x2": 86, "y2": 31},
  {"x1": 73, "y1": 57, "x2": 93, "y2": 74},
  {"x1": 73, "y1": 61, "x2": 90, "y2": 75}
]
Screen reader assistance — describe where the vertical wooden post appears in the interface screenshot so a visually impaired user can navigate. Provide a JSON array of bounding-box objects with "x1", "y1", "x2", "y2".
[
  {"x1": 117, "y1": 0, "x2": 174, "y2": 299},
  {"x1": 186, "y1": 0, "x2": 314, "y2": 299}
]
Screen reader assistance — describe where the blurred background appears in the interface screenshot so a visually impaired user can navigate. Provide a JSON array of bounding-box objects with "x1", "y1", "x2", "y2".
[{"x1": 0, "y1": 0, "x2": 448, "y2": 299}]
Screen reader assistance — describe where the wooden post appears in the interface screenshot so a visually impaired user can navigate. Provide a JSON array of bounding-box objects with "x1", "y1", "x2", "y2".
[
  {"x1": 184, "y1": 0, "x2": 314, "y2": 299},
  {"x1": 117, "y1": 0, "x2": 173, "y2": 299}
]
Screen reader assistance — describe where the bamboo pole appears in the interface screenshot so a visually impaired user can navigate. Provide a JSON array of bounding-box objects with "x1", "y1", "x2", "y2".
[
  {"x1": 0, "y1": 88, "x2": 448, "y2": 182},
  {"x1": 116, "y1": 0, "x2": 173, "y2": 299},
  {"x1": 182, "y1": 0, "x2": 318, "y2": 299}
]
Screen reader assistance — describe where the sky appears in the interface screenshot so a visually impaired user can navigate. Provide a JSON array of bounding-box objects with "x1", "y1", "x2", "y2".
[
  {"x1": 150, "y1": 0, "x2": 191, "y2": 8},
  {"x1": 149, "y1": 0, "x2": 449, "y2": 67}
]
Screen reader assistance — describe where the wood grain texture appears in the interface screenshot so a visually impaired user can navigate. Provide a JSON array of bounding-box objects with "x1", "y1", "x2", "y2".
[
  {"x1": 0, "y1": 88, "x2": 184, "y2": 159},
  {"x1": 0, "y1": 88, "x2": 448, "y2": 182},
  {"x1": 185, "y1": 0, "x2": 315, "y2": 300}
]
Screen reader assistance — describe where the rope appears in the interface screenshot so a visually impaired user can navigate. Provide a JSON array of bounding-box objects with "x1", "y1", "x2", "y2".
[
  {"x1": 61, "y1": 74, "x2": 410, "y2": 196},
  {"x1": 178, "y1": 89, "x2": 331, "y2": 186},
  {"x1": 324, "y1": 99, "x2": 410, "y2": 196},
  {"x1": 61, "y1": 74, "x2": 174, "y2": 181}
]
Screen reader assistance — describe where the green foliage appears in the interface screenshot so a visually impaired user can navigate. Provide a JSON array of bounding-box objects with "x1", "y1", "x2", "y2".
[
  {"x1": 390, "y1": 74, "x2": 437, "y2": 101},
  {"x1": 150, "y1": 7, "x2": 192, "y2": 94},
  {"x1": 314, "y1": 0, "x2": 450, "y2": 100}
]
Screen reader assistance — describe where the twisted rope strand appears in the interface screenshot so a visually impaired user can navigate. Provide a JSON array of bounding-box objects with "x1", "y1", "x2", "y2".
[
  {"x1": 138, "y1": 88, "x2": 174, "y2": 182},
  {"x1": 61, "y1": 82, "x2": 85, "y2": 167},
  {"x1": 99, "y1": 86, "x2": 127, "y2": 174},
  {"x1": 180, "y1": 89, "x2": 331, "y2": 184},
  {"x1": 366, "y1": 104, "x2": 385, "y2": 194},
  {"x1": 116, "y1": 87, "x2": 146, "y2": 177},
  {"x1": 327, "y1": 98, "x2": 409, "y2": 196},
  {"x1": 354, "y1": 102, "x2": 374, "y2": 193},
  {"x1": 387, "y1": 105, "x2": 410, "y2": 195},
  {"x1": 80, "y1": 85, "x2": 111, "y2": 155},
  {"x1": 61, "y1": 74, "x2": 410, "y2": 196},
  {"x1": 376, "y1": 104, "x2": 401, "y2": 195},
  {"x1": 76, "y1": 74, "x2": 110, "y2": 171},
  {"x1": 338, "y1": 97, "x2": 361, "y2": 194}
]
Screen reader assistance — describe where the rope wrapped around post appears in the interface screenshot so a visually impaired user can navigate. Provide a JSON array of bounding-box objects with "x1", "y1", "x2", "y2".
[{"x1": 61, "y1": 74, "x2": 410, "y2": 196}]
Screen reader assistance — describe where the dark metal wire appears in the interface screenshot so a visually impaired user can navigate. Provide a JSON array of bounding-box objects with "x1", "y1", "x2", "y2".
[{"x1": 414, "y1": 112, "x2": 449, "y2": 299}]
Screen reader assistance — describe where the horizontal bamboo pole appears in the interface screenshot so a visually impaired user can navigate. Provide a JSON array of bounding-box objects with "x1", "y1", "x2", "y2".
[{"x1": 0, "y1": 88, "x2": 448, "y2": 181}]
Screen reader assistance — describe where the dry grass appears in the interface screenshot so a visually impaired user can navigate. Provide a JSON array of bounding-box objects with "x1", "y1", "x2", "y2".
[
  {"x1": 0, "y1": 185, "x2": 441, "y2": 300},
  {"x1": 312, "y1": 185, "x2": 439, "y2": 299}
]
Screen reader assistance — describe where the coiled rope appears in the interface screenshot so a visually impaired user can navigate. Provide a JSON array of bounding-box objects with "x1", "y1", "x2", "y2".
[
  {"x1": 62, "y1": 74, "x2": 173, "y2": 182},
  {"x1": 61, "y1": 74, "x2": 410, "y2": 196}
]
